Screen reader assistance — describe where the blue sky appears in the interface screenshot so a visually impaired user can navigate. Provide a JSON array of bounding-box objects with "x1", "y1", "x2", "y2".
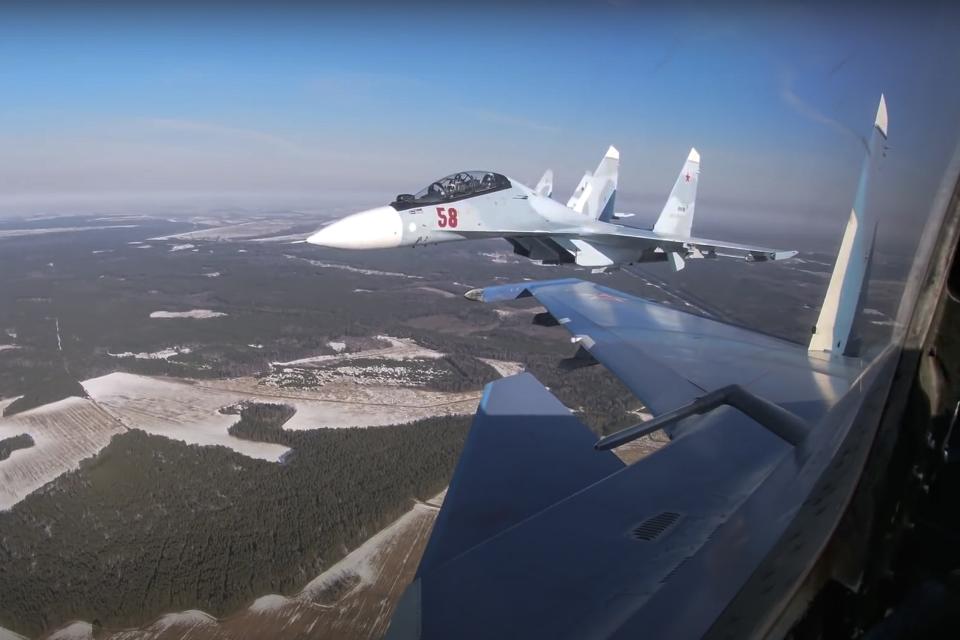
[{"x1": 0, "y1": 3, "x2": 958, "y2": 250}]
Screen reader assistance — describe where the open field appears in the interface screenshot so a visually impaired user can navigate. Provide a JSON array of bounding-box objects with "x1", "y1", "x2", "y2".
[
  {"x1": 82, "y1": 373, "x2": 291, "y2": 462},
  {"x1": 0, "y1": 397, "x2": 126, "y2": 510}
]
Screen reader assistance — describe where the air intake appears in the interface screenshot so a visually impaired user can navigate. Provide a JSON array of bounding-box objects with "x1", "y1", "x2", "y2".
[{"x1": 631, "y1": 512, "x2": 681, "y2": 541}]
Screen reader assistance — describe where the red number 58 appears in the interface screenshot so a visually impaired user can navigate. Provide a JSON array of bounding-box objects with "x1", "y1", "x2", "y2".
[{"x1": 436, "y1": 207, "x2": 458, "y2": 228}]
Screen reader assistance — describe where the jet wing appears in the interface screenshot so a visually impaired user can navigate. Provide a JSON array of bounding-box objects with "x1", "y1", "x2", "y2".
[
  {"x1": 470, "y1": 278, "x2": 860, "y2": 419},
  {"x1": 573, "y1": 223, "x2": 799, "y2": 261},
  {"x1": 387, "y1": 278, "x2": 894, "y2": 640},
  {"x1": 387, "y1": 95, "x2": 895, "y2": 640}
]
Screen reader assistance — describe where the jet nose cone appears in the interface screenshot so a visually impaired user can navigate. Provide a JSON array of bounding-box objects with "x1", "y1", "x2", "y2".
[{"x1": 307, "y1": 206, "x2": 403, "y2": 249}]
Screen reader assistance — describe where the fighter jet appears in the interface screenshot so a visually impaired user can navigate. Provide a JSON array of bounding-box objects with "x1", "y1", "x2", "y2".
[
  {"x1": 306, "y1": 146, "x2": 797, "y2": 271},
  {"x1": 383, "y1": 96, "x2": 937, "y2": 639}
]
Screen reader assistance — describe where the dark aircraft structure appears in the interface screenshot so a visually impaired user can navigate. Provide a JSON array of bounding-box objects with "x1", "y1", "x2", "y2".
[{"x1": 384, "y1": 96, "x2": 960, "y2": 638}]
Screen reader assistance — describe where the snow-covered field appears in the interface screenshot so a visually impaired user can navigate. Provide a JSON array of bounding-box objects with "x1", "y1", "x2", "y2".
[
  {"x1": 82, "y1": 373, "x2": 290, "y2": 463},
  {"x1": 0, "y1": 225, "x2": 137, "y2": 239},
  {"x1": 0, "y1": 344, "x2": 18, "y2": 353},
  {"x1": 274, "y1": 336, "x2": 443, "y2": 367},
  {"x1": 284, "y1": 254, "x2": 424, "y2": 279},
  {"x1": 0, "y1": 397, "x2": 126, "y2": 510},
  {"x1": 151, "y1": 220, "x2": 298, "y2": 242},
  {"x1": 478, "y1": 357, "x2": 524, "y2": 378},
  {"x1": 168, "y1": 243, "x2": 195, "y2": 252},
  {"x1": 198, "y1": 377, "x2": 479, "y2": 431},
  {"x1": 149, "y1": 309, "x2": 227, "y2": 319}
]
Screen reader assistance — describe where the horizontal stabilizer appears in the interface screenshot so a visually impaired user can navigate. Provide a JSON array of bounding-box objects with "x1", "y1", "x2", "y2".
[{"x1": 416, "y1": 373, "x2": 624, "y2": 575}]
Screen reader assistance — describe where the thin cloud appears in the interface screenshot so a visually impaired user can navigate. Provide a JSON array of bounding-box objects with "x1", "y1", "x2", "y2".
[{"x1": 778, "y1": 71, "x2": 865, "y2": 148}]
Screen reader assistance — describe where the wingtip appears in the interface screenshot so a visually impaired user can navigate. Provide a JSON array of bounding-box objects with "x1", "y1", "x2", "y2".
[
  {"x1": 875, "y1": 93, "x2": 888, "y2": 138},
  {"x1": 687, "y1": 147, "x2": 700, "y2": 163},
  {"x1": 464, "y1": 288, "x2": 484, "y2": 302},
  {"x1": 605, "y1": 145, "x2": 620, "y2": 161}
]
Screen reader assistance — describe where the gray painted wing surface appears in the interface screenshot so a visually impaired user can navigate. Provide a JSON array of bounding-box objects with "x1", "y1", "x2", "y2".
[
  {"x1": 477, "y1": 278, "x2": 861, "y2": 418},
  {"x1": 416, "y1": 372, "x2": 624, "y2": 576},
  {"x1": 388, "y1": 389, "x2": 794, "y2": 640}
]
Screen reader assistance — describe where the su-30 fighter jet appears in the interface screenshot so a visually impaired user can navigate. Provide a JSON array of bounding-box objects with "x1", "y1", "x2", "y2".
[{"x1": 307, "y1": 146, "x2": 797, "y2": 272}]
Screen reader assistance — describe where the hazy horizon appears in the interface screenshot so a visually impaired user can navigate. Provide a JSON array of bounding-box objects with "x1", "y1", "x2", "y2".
[{"x1": 1, "y1": 3, "x2": 959, "y2": 256}]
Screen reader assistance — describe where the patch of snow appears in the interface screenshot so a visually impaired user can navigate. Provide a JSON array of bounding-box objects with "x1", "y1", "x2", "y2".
[
  {"x1": 0, "y1": 225, "x2": 136, "y2": 239},
  {"x1": 0, "y1": 345, "x2": 19, "y2": 353},
  {"x1": 274, "y1": 336, "x2": 442, "y2": 367},
  {"x1": 47, "y1": 620, "x2": 92, "y2": 640},
  {"x1": 150, "y1": 309, "x2": 227, "y2": 319},
  {"x1": 248, "y1": 343, "x2": 264, "y2": 349},
  {"x1": 136, "y1": 244, "x2": 153, "y2": 249},
  {"x1": 152, "y1": 610, "x2": 216, "y2": 629},
  {"x1": 478, "y1": 251, "x2": 517, "y2": 264},
  {"x1": 327, "y1": 341, "x2": 346, "y2": 353},
  {"x1": 91, "y1": 249, "x2": 112, "y2": 254},
  {"x1": 284, "y1": 254, "x2": 423, "y2": 279},
  {"x1": 108, "y1": 346, "x2": 191, "y2": 360},
  {"x1": 203, "y1": 271, "x2": 221, "y2": 278},
  {"x1": 127, "y1": 241, "x2": 143, "y2": 245},
  {"x1": 169, "y1": 243, "x2": 195, "y2": 252},
  {"x1": 353, "y1": 288, "x2": 373, "y2": 293},
  {"x1": 249, "y1": 594, "x2": 292, "y2": 613},
  {"x1": 478, "y1": 358, "x2": 524, "y2": 378},
  {"x1": 301, "y1": 498, "x2": 441, "y2": 600}
]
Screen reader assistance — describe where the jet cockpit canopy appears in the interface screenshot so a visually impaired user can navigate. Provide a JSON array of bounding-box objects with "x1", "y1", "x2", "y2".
[{"x1": 392, "y1": 171, "x2": 510, "y2": 210}]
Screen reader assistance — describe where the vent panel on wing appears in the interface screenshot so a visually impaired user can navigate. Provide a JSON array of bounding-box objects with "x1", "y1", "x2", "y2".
[{"x1": 631, "y1": 511, "x2": 681, "y2": 541}]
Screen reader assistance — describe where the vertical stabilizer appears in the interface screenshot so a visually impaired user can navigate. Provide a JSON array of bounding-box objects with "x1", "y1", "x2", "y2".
[
  {"x1": 653, "y1": 147, "x2": 701, "y2": 237},
  {"x1": 567, "y1": 145, "x2": 619, "y2": 221},
  {"x1": 536, "y1": 169, "x2": 554, "y2": 198},
  {"x1": 809, "y1": 94, "x2": 888, "y2": 355}
]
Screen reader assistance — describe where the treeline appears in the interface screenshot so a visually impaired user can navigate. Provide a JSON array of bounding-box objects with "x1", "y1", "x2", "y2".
[
  {"x1": 0, "y1": 413, "x2": 469, "y2": 637},
  {"x1": 0, "y1": 433, "x2": 34, "y2": 461},
  {"x1": 227, "y1": 403, "x2": 297, "y2": 445},
  {"x1": 2, "y1": 369, "x2": 86, "y2": 417}
]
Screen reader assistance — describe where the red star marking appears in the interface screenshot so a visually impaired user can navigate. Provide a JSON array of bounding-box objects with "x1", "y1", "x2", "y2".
[{"x1": 684, "y1": 173, "x2": 691, "y2": 182}]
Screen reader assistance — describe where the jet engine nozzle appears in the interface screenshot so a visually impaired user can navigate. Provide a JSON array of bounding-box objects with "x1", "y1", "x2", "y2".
[{"x1": 307, "y1": 206, "x2": 404, "y2": 249}]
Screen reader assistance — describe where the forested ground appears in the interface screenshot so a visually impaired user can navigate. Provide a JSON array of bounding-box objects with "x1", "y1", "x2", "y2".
[
  {"x1": 0, "y1": 214, "x2": 910, "y2": 637},
  {"x1": 0, "y1": 409, "x2": 469, "y2": 636},
  {"x1": 0, "y1": 433, "x2": 34, "y2": 460}
]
